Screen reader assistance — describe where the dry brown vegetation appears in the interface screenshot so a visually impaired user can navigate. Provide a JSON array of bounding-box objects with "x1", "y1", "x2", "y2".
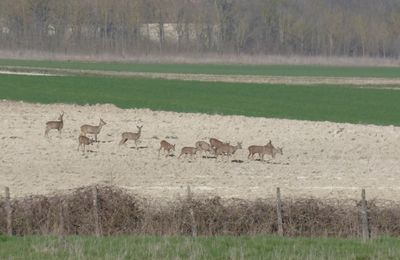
[{"x1": 0, "y1": 185, "x2": 399, "y2": 237}]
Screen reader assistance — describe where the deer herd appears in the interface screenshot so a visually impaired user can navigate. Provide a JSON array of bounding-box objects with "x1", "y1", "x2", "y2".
[{"x1": 45, "y1": 112, "x2": 283, "y2": 161}]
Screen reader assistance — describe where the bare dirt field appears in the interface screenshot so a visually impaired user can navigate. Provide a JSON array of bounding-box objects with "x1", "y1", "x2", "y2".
[
  {"x1": 2, "y1": 66, "x2": 400, "y2": 87},
  {"x1": 1, "y1": 101, "x2": 399, "y2": 201}
]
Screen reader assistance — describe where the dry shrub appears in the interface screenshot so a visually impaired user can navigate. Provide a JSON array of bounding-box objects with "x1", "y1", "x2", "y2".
[
  {"x1": 143, "y1": 197, "x2": 276, "y2": 236},
  {"x1": 368, "y1": 199, "x2": 400, "y2": 237},
  {"x1": 0, "y1": 200, "x2": 6, "y2": 234},
  {"x1": 281, "y1": 199, "x2": 359, "y2": 237},
  {"x1": 0, "y1": 185, "x2": 399, "y2": 237}
]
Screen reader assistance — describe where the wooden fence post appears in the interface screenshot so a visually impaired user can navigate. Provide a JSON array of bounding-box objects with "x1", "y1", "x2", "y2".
[
  {"x1": 361, "y1": 188, "x2": 370, "y2": 242},
  {"x1": 58, "y1": 199, "x2": 65, "y2": 238},
  {"x1": 186, "y1": 185, "x2": 192, "y2": 201},
  {"x1": 92, "y1": 186, "x2": 101, "y2": 237},
  {"x1": 5, "y1": 187, "x2": 12, "y2": 236},
  {"x1": 276, "y1": 187, "x2": 284, "y2": 236},
  {"x1": 187, "y1": 185, "x2": 197, "y2": 237}
]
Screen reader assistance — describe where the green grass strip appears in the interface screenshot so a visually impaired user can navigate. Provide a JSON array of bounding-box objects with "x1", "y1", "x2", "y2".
[
  {"x1": 1, "y1": 59, "x2": 400, "y2": 78},
  {"x1": 0, "y1": 235, "x2": 399, "y2": 259},
  {"x1": 1, "y1": 74, "x2": 400, "y2": 126}
]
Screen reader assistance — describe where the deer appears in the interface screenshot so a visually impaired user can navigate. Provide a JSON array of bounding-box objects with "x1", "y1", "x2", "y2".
[
  {"x1": 80, "y1": 118, "x2": 106, "y2": 142},
  {"x1": 195, "y1": 141, "x2": 215, "y2": 157},
  {"x1": 119, "y1": 125, "x2": 143, "y2": 147},
  {"x1": 215, "y1": 142, "x2": 242, "y2": 160},
  {"x1": 209, "y1": 138, "x2": 225, "y2": 150},
  {"x1": 158, "y1": 140, "x2": 175, "y2": 157},
  {"x1": 248, "y1": 140, "x2": 282, "y2": 161},
  {"x1": 77, "y1": 135, "x2": 94, "y2": 152},
  {"x1": 44, "y1": 112, "x2": 64, "y2": 137},
  {"x1": 178, "y1": 147, "x2": 199, "y2": 159}
]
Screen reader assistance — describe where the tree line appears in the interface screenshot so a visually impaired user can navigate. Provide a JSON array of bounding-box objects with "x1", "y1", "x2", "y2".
[{"x1": 0, "y1": 0, "x2": 399, "y2": 58}]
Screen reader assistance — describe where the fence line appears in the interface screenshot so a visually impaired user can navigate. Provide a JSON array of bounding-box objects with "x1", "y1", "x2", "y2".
[{"x1": 0, "y1": 185, "x2": 378, "y2": 239}]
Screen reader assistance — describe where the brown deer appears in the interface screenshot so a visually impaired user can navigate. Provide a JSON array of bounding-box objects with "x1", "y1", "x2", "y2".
[
  {"x1": 119, "y1": 125, "x2": 143, "y2": 147},
  {"x1": 80, "y1": 118, "x2": 106, "y2": 142},
  {"x1": 44, "y1": 112, "x2": 64, "y2": 137},
  {"x1": 215, "y1": 142, "x2": 242, "y2": 159},
  {"x1": 195, "y1": 141, "x2": 214, "y2": 157},
  {"x1": 77, "y1": 135, "x2": 94, "y2": 152},
  {"x1": 159, "y1": 140, "x2": 175, "y2": 157},
  {"x1": 248, "y1": 140, "x2": 282, "y2": 161},
  {"x1": 178, "y1": 147, "x2": 199, "y2": 159},
  {"x1": 209, "y1": 138, "x2": 225, "y2": 150}
]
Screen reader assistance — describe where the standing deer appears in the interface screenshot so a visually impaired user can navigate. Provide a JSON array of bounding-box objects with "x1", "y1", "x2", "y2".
[
  {"x1": 45, "y1": 112, "x2": 64, "y2": 137},
  {"x1": 248, "y1": 140, "x2": 282, "y2": 161},
  {"x1": 215, "y1": 142, "x2": 242, "y2": 160},
  {"x1": 80, "y1": 118, "x2": 106, "y2": 142},
  {"x1": 195, "y1": 141, "x2": 214, "y2": 157},
  {"x1": 77, "y1": 135, "x2": 94, "y2": 152},
  {"x1": 119, "y1": 125, "x2": 143, "y2": 147},
  {"x1": 159, "y1": 140, "x2": 175, "y2": 157},
  {"x1": 178, "y1": 147, "x2": 199, "y2": 159},
  {"x1": 209, "y1": 138, "x2": 225, "y2": 150}
]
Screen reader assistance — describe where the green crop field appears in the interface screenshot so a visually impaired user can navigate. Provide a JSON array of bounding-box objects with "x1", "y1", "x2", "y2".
[
  {"x1": 1, "y1": 74, "x2": 400, "y2": 126},
  {"x1": 0, "y1": 235, "x2": 398, "y2": 259},
  {"x1": 1, "y1": 59, "x2": 400, "y2": 78}
]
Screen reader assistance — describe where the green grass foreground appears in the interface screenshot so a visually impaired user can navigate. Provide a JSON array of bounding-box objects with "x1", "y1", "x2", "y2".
[
  {"x1": 0, "y1": 235, "x2": 399, "y2": 259},
  {"x1": 1, "y1": 74, "x2": 400, "y2": 125},
  {"x1": 1, "y1": 59, "x2": 400, "y2": 78}
]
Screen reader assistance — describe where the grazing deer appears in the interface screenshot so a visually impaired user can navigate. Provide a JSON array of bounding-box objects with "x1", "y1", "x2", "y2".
[
  {"x1": 248, "y1": 140, "x2": 282, "y2": 161},
  {"x1": 215, "y1": 142, "x2": 242, "y2": 159},
  {"x1": 119, "y1": 125, "x2": 143, "y2": 147},
  {"x1": 77, "y1": 135, "x2": 94, "y2": 152},
  {"x1": 159, "y1": 140, "x2": 175, "y2": 157},
  {"x1": 178, "y1": 147, "x2": 199, "y2": 159},
  {"x1": 195, "y1": 141, "x2": 214, "y2": 157},
  {"x1": 80, "y1": 118, "x2": 106, "y2": 142},
  {"x1": 45, "y1": 112, "x2": 64, "y2": 137}
]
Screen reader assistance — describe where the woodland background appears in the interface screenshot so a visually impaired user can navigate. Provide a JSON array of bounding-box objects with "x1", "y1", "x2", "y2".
[{"x1": 0, "y1": 0, "x2": 399, "y2": 57}]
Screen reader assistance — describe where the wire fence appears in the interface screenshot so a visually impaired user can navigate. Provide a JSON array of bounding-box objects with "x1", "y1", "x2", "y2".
[{"x1": 1, "y1": 185, "x2": 399, "y2": 239}]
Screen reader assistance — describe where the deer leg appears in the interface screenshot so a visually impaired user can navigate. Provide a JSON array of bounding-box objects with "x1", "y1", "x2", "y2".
[{"x1": 119, "y1": 138, "x2": 126, "y2": 146}]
